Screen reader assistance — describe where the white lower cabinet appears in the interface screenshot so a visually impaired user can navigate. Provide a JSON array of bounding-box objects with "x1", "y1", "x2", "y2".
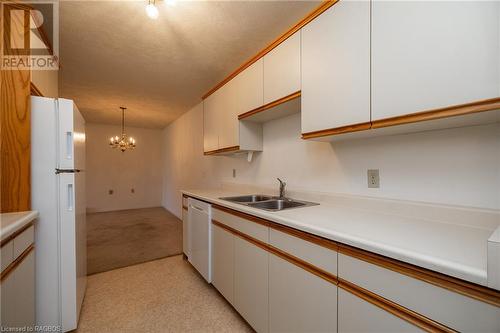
[
  {"x1": 211, "y1": 224, "x2": 234, "y2": 305},
  {"x1": 338, "y1": 288, "x2": 421, "y2": 333},
  {"x1": 269, "y1": 254, "x2": 337, "y2": 332},
  {"x1": 1, "y1": 250, "x2": 36, "y2": 329},
  {"x1": 234, "y1": 237, "x2": 269, "y2": 333},
  {"x1": 182, "y1": 208, "x2": 189, "y2": 257}
]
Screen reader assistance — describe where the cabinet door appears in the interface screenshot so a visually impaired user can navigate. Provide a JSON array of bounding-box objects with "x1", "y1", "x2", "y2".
[
  {"x1": 1, "y1": 251, "x2": 36, "y2": 329},
  {"x1": 182, "y1": 208, "x2": 189, "y2": 257},
  {"x1": 301, "y1": 1, "x2": 370, "y2": 134},
  {"x1": 235, "y1": 58, "x2": 264, "y2": 115},
  {"x1": 203, "y1": 94, "x2": 219, "y2": 152},
  {"x1": 372, "y1": 1, "x2": 500, "y2": 120},
  {"x1": 263, "y1": 32, "x2": 301, "y2": 104},
  {"x1": 218, "y1": 79, "x2": 239, "y2": 149},
  {"x1": 211, "y1": 224, "x2": 234, "y2": 305},
  {"x1": 234, "y1": 237, "x2": 268, "y2": 333},
  {"x1": 269, "y1": 254, "x2": 337, "y2": 332},
  {"x1": 338, "y1": 288, "x2": 421, "y2": 333}
]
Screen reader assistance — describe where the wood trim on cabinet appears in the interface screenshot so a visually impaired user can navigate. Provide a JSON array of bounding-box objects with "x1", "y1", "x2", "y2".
[
  {"x1": 212, "y1": 220, "x2": 338, "y2": 285},
  {"x1": 301, "y1": 122, "x2": 372, "y2": 139},
  {"x1": 238, "y1": 91, "x2": 301, "y2": 120},
  {"x1": 302, "y1": 97, "x2": 500, "y2": 139},
  {"x1": 338, "y1": 244, "x2": 500, "y2": 307},
  {"x1": 213, "y1": 204, "x2": 339, "y2": 251},
  {"x1": 0, "y1": 221, "x2": 34, "y2": 248},
  {"x1": 203, "y1": 145, "x2": 240, "y2": 156},
  {"x1": 213, "y1": 204, "x2": 271, "y2": 228},
  {"x1": 30, "y1": 82, "x2": 44, "y2": 96},
  {"x1": 202, "y1": 1, "x2": 339, "y2": 99},
  {"x1": 182, "y1": 205, "x2": 188, "y2": 211},
  {"x1": 1, "y1": 244, "x2": 34, "y2": 281},
  {"x1": 371, "y1": 97, "x2": 500, "y2": 129},
  {"x1": 338, "y1": 278, "x2": 456, "y2": 333}
]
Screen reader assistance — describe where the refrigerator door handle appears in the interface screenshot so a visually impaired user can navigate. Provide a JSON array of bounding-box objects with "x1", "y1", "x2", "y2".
[
  {"x1": 67, "y1": 183, "x2": 74, "y2": 211},
  {"x1": 66, "y1": 131, "x2": 73, "y2": 160}
]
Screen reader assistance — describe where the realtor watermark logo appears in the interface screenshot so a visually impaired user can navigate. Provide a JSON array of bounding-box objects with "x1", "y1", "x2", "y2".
[{"x1": 1, "y1": 0, "x2": 59, "y2": 70}]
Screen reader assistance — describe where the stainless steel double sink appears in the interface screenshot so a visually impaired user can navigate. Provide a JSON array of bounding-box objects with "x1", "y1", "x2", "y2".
[{"x1": 220, "y1": 194, "x2": 318, "y2": 212}]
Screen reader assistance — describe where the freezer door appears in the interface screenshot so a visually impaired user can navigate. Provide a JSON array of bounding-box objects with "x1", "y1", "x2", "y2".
[
  {"x1": 57, "y1": 98, "x2": 86, "y2": 170},
  {"x1": 59, "y1": 172, "x2": 87, "y2": 332}
]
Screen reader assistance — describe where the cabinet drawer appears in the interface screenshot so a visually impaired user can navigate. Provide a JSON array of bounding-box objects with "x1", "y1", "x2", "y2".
[
  {"x1": 1, "y1": 241, "x2": 14, "y2": 272},
  {"x1": 269, "y1": 228, "x2": 337, "y2": 276},
  {"x1": 269, "y1": 253, "x2": 337, "y2": 332},
  {"x1": 13, "y1": 226, "x2": 34, "y2": 259},
  {"x1": 338, "y1": 288, "x2": 421, "y2": 333},
  {"x1": 212, "y1": 208, "x2": 268, "y2": 243},
  {"x1": 338, "y1": 253, "x2": 500, "y2": 332}
]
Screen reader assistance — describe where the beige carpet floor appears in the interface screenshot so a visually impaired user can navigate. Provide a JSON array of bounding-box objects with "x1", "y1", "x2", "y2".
[
  {"x1": 75, "y1": 255, "x2": 253, "y2": 333},
  {"x1": 87, "y1": 207, "x2": 182, "y2": 275}
]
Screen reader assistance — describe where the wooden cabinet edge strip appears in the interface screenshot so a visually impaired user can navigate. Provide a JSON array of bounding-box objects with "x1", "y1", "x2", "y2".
[
  {"x1": 212, "y1": 220, "x2": 338, "y2": 285},
  {"x1": 0, "y1": 221, "x2": 34, "y2": 248},
  {"x1": 301, "y1": 97, "x2": 500, "y2": 139},
  {"x1": 212, "y1": 204, "x2": 338, "y2": 251},
  {"x1": 30, "y1": 82, "x2": 44, "y2": 97},
  {"x1": 301, "y1": 122, "x2": 371, "y2": 139},
  {"x1": 338, "y1": 278, "x2": 457, "y2": 333},
  {"x1": 1, "y1": 244, "x2": 34, "y2": 281},
  {"x1": 338, "y1": 244, "x2": 500, "y2": 307},
  {"x1": 204, "y1": 146, "x2": 240, "y2": 155},
  {"x1": 238, "y1": 91, "x2": 301, "y2": 120},
  {"x1": 182, "y1": 205, "x2": 188, "y2": 211},
  {"x1": 371, "y1": 97, "x2": 500, "y2": 129},
  {"x1": 201, "y1": 0, "x2": 339, "y2": 100}
]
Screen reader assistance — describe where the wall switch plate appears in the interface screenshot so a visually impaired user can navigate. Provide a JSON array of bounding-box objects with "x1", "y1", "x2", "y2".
[
  {"x1": 367, "y1": 169, "x2": 380, "y2": 188},
  {"x1": 232, "y1": 169, "x2": 236, "y2": 178}
]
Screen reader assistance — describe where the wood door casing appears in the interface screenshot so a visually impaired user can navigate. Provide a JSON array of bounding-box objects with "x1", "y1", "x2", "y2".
[{"x1": 1, "y1": 3, "x2": 31, "y2": 212}]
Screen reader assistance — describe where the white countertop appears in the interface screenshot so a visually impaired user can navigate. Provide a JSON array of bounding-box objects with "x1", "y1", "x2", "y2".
[
  {"x1": 1, "y1": 211, "x2": 38, "y2": 241},
  {"x1": 182, "y1": 188, "x2": 499, "y2": 287}
]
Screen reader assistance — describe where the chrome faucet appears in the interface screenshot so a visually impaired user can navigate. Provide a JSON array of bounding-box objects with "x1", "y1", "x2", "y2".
[{"x1": 277, "y1": 178, "x2": 287, "y2": 198}]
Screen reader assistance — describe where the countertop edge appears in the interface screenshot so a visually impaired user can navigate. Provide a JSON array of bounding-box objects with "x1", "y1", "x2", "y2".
[
  {"x1": 182, "y1": 190, "x2": 488, "y2": 287},
  {"x1": 0, "y1": 211, "x2": 39, "y2": 242}
]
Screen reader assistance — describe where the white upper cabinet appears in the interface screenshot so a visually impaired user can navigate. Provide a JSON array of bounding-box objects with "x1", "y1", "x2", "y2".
[
  {"x1": 236, "y1": 58, "x2": 264, "y2": 114},
  {"x1": 372, "y1": 0, "x2": 500, "y2": 121},
  {"x1": 263, "y1": 32, "x2": 301, "y2": 104},
  {"x1": 301, "y1": 1, "x2": 371, "y2": 134},
  {"x1": 203, "y1": 92, "x2": 220, "y2": 152},
  {"x1": 218, "y1": 78, "x2": 239, "y2": 149},
  {"x1": 203, "y1": 59, "x2": 263, "y2": 153}
]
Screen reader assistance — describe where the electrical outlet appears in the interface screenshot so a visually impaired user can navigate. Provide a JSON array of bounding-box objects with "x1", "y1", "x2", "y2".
[
  {"x1": 232, "y1": 169, "x2": 236, "y2": 178},
  {"x1": 367, "y1": 169, "x2": 380, "y2": 188}
]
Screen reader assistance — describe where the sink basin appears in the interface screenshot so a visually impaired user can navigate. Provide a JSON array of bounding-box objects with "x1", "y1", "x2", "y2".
[
  {"x1": 220, "y1": 194, "x2": 318, "y2": 212},
  {"x1": 220, "y1": 195, "x2": 273, "y2": 203},
  {"x1": 248, "y1": 199, "x2": 308, "y2": 211}
]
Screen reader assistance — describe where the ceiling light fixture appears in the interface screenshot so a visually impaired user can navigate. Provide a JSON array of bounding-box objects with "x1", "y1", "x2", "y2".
[
  {"x1": 109, "y1": 107, "x2": 136, "y2": 152},
  {"x1": 146, "y1": 0, "x2": 159, "y2": 19},
  {"x1": 166, "y1": 0, "x2": 176, "y2": 7}
]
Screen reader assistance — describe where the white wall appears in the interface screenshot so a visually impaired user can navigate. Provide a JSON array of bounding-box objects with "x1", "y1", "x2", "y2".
[
  {"x1": 86, "y1": 123, "x2": 163, "y2": 213},
  {"x1": 162, "y1": 102, "x2": 500, "y2": 218}
]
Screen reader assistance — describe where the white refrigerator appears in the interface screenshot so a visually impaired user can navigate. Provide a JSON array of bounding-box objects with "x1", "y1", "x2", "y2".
[{"x1": 31, "y1": 97, "x2": 87, "y2": 332}]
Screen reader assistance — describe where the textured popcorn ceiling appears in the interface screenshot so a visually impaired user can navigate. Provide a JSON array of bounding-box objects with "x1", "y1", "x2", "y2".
[{"x1": 59, "y1": 1, "x2": 319, "y2": 129}]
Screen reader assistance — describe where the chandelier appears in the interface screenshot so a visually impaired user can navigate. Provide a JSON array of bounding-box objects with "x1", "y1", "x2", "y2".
[{"x1": 109, "y1": 107, "x2": 136, "y2": 152}]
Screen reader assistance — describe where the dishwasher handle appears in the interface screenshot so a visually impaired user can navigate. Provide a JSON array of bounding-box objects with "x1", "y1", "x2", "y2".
[{"x1": 189, "y1": 204, "x2": 205, "y2": 213}]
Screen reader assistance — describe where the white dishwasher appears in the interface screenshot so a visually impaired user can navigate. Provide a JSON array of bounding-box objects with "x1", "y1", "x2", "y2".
[{"x1": 187, "y1": 198, "x2": 212, "y2": 282}]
